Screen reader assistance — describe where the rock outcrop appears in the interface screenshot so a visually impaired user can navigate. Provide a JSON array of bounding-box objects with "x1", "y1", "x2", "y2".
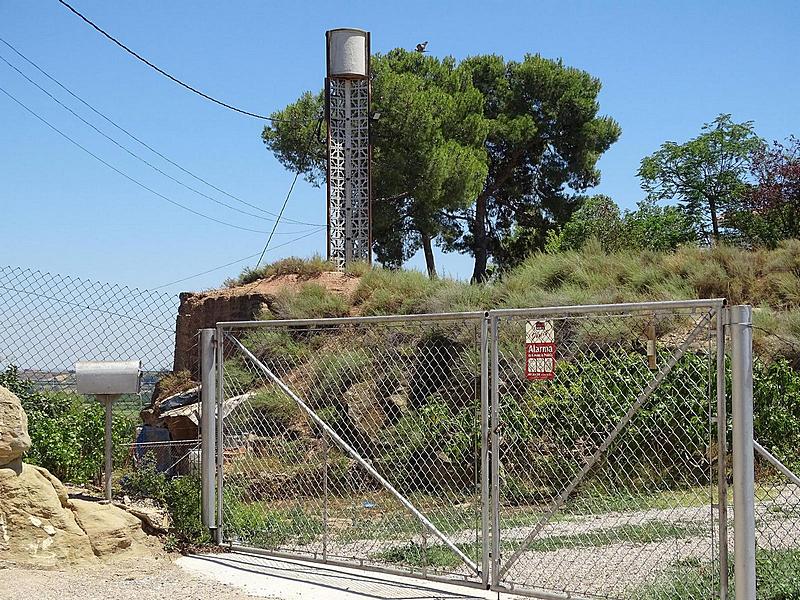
[
  {"x1": 0, "y1": 463, "x2": 97, "y2": 566},
  {"x1": 0, "y1": 384, "x2": 154, "y2": 567},
  {"x1": 0, "y1": 385, "x2": 31, "y2": 465}
]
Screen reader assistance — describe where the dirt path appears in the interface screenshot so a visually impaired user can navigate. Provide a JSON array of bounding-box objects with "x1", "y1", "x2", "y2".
[{"x1": 0, "y1": 555, "x2": 261, "y2": 600}]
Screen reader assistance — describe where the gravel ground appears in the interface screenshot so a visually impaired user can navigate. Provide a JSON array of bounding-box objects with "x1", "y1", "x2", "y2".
[
  {"x1": 0, "y1": 555, "x2": 261, "y2": 600},
  {"x1": 2, "y1": 491, "x2": 796, "y2": 600}
]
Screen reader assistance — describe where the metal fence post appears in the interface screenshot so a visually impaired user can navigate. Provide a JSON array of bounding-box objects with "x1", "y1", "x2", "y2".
[
  {"x1": 730, "y1": 305, "x2": 756, "y2": 600},
  {"x1": 716, "y1": 306, "x2": 730, "y2": 600},
  {"x1": 480, "y1": 313, "x2": 490, "y2": 587},
  {"x1": 102, "y1": 395, "x2": 114, "y2": 502},
  {"x1": 490, "y1": 315, "x2": 501, "y2": 587},
  {"x1": 215, "y1": 324, "x2": 225, "y2": 544},
  {"x1": 200, "y1": 328, "x2": 217, "y2": 532}
]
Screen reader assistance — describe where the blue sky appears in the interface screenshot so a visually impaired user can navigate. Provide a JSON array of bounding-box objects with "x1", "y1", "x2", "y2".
[{"x1": 1, "y1": 1, "x2": 798, "y2": 291}]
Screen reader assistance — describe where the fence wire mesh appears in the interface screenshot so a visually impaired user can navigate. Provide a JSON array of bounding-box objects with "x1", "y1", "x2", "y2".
[
  {"x1": 491, "y1": 306, "x2": 722, "y2": 599},
  {"x1": 3, "y1": 261, "x2": 797, "y2": 597},
  {"x1": 0, "y1": 264, "x2": 190, "y2": 484},
  {"x1": 0, "y1": 264, "x2": 177, "y2": 400},
  {"x1": 751, "y1": 329, "x2": 800, "y2": 595},
  {"x1": 219, "y1": 316, "x2": 485, "y2": 582}
]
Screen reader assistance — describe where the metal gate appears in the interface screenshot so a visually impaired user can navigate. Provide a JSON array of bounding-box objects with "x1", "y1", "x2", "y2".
[
  {"x1": 213, "y1": 313, "x2": 489, "y2": 587},
  {"x1": 200, "y1": 299, "x2": 755, "y2": 598},
  {"x1": 489, "y1": 300, "x2": 726, "y2": 599}
]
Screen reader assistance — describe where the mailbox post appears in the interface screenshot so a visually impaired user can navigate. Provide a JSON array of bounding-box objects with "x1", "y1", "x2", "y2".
[{"x1": 76, "y1": 360, "x2": 141, "y2": 501}]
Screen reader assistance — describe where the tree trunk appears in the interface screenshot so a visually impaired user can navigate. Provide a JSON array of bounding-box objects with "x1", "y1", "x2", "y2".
[
  {"x1": 708, "y1": 195, "x2": 720, "y2": 241},
  {"x1": 421, "y1": 231, "x2": 437, "y2": 279},
  {"x1": 470, "y1": 194, "x2": 489, "y2": 282}
]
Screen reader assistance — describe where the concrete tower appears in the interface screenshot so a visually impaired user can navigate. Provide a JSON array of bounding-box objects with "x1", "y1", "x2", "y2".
[{"x1": 325, "y1": 28, "x2": 371, "y2": 269}]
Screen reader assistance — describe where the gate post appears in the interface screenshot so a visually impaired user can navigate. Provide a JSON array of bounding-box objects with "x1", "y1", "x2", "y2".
[
  {"x1": 200, "y1": 328, "x2": 217, "y2": 534},
  {"x1": 730, "y1": 305, "x2": 756, "y2": 600},
  {"x1": 480, "y1": 312, "x2": 490, "y2": 587}
]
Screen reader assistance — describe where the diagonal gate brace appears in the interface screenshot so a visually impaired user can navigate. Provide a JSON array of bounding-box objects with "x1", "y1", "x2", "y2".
[
  {"x1": 225, "y1": 332, "x2": 481, "y2": 576},
  {"x1": 497, "y1": 309, "x2": 715, "y2": 580}
]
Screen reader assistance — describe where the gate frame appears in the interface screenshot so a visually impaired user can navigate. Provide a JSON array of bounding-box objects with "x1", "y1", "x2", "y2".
[
  {"x1": 487, "y1": 298, "x2": 729, "y2": 599},
  {"x1": 212, "y1": 311, "x2": 491, "y2": 590},
  {"x1": 198, "y1": 299, "x2": 757, "y2": 598}
]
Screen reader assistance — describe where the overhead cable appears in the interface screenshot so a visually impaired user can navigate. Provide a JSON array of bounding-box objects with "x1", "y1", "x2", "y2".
[
  {"x1": 0, "y1": 36, "x2": 321, "y2": 227},
  {"x1": 152, "y1": 227, "x2": 325, "y2": 290},
  {"x1": 0, "y1": 84, "x2": 273, "y2": 234},
  {"x1": 56, "y1": 0, "x2": 304, "y2": 124}
]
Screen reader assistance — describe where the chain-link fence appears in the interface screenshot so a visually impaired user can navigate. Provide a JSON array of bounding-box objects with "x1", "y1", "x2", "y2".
[
  {"x1": 4, "y1": 261, "x2": 798, "y2": 596},
  {"x1": 0, "y1": 264, "x2": 177, "y2": 399},
  {"x1": 0, "y1": 264, "x2": 187, "y2": 485},
  {"x1": 490, "y1": 303, "x2": 724, "y2": 599},
  {"x1": 215, "y1": 301, "x2": 770, "y2": 597},
  {"x1": 751, "y1": 329, "x2": 800, "y2": 595},
  {"x1": 218, "y1": 314, "x2": 487, "y2": 584}
]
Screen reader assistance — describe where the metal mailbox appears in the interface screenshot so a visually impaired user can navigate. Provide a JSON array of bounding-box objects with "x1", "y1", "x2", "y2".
[{"x1": 76, "y1": 360, "x2": 142, "y2": 396}]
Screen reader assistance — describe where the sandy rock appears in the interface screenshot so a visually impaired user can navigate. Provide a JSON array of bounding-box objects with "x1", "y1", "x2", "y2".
[
  {"x1": 0, "y1": 462, "x2": 95, "y2": 566},
  {"x1": 0, "y1": 386, "x2": 31, "y2": 466},
  {"x1": 69, "y1": 499, "x2": 150, "y2": 558},
  {"x1": 0, "y1": 463, "x2": 153, "y2": 567},
  {"x1": 344, "y1": 381, "x2": 387, "y2": 444}
]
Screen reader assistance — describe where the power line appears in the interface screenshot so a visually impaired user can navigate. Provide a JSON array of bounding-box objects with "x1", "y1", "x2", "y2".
[
  {"x1": 152, "y1": 227, "x2": 325, "y2": 290},
  {"x1": 0, "y1": 84, "x2": 273, "y2": 234},
  {"x1": 253, "y1": 117, "x2": 323, "y2": 269},
  {"x1": 0, "y1": 37, "x2": 321, "y2": 227},
  {"x1": 56, "y1": 0, "x2": 303, "y2": 124},
  {"x1": 0, "y1": 54, "x2": 315, "y2": 234},
  {"x1": 255, "y1": 172, "x2": 302, "y2": 268}
]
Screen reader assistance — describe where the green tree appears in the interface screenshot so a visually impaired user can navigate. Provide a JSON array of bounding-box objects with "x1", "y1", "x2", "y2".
[
  {"x1": 449, "y1": 54, "x2": 620, "y2": 279},
  {"x1": 262, "y1": 51, "x2": 619, "y2": 280},
  {"x1": 620, "y1": 199, "x2": 699, "y2": 252},
  {"x1": 546, "y1": 196, "x2": 698, "y2": 254},
  {"x1": 545, "y1": 195, "x2": 623, "y2": 253},
  {"x1": 263, "y1": 50, "x2": 488, "y2": 278},
  {"x1": 638, "y1": 114, "x2": 764, "y2": 243}
]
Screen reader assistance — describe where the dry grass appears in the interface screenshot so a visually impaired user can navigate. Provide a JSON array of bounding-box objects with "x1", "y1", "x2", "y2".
[{"x1": 227, "y1": 255, "x2": 335, "y2": 286}]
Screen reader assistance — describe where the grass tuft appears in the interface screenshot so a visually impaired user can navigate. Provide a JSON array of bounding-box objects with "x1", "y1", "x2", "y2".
[
  {"x1": 273, "y1": 283, "x2": 350, "y2": 319},
  {"x1": 228, "y1": 255, "x2": 334, "y2": 286}
]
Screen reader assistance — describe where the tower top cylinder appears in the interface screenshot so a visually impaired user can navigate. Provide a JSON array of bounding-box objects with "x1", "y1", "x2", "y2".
[{"x1": 327, "y1": 28, "x2": 369, "y2": 78}]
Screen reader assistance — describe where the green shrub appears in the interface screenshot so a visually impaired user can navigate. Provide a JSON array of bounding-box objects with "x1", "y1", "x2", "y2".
[
  {"x1": 164, "y1": 475, "x2": 210, "y2": 545},
  {"x1": 548, "y1": 197, "x2": 698, "y2": 254},
  {"x1": 499, "y1": 352, "x2": 713, "y2": 504},
  {"x1": 753, "y1": 358, "x2": 800, "y2": 473},
  {"x1": 121, "y1": 465, "x2": 209, "y2": 546},
  {"x1": 380, "y1": 398, "x2": 476, "y2": 493},
  {"x1": 549, "y1": 195, "x2": 625, "y2": 253},
  {"x1": 241, "y1": 329, "x2": 311, "y2": 368},
  {"x1": 273, "y1": 283, "x2": 349, "y2": 319},
  {"x1": 352, "y1": 268, "x2": 441, "y2": 315},
  {"x1": 621, "y1": 199, "x2": 699, "y2": 252},
  {"x1": 120, "y1": 455, "x2": 168, "y2": 502},
  {"x1": 0, "y1": 366, "x2": 133, "y2": 483},
  {"x1": 246, "y1": 388, "x2": 303, "y2": 434},
  {"x1": 223, "y1": 357, "x2": 256, "y2": 392},
  {"x1": 308, "y1": 349, "x2": 372, "y2": 406}
]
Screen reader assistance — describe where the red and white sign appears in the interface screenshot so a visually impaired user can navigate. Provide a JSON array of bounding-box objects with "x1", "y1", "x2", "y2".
[{"x1": 525, "y1": 320, "x2": 556, "y2": 380}]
